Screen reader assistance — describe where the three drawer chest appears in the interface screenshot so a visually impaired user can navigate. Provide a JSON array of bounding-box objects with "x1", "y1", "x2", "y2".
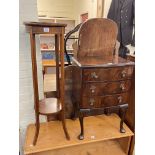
[{"x1": 72, "y1": 56, "x2": 135, "y2": 140}]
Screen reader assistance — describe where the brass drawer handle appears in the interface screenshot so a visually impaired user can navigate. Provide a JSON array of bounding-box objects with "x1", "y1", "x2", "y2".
[
  {"x1": 118, "y1": 96, "x2": 123, "y2": 103},
  {"x1": 91, "y1": 72, "x2": 98, "y2": 79},
  {"x1": 121, "y1": 70, "x2": 127, "y2": 78},
  {"x1": 120, "y1": 83, "x2": 125, "y2": 91},
  {"x1": 89, "y1": 98, "x2": 95, "y2": 106},
  {"x1": 90, "y1": 85, "x2": 96, "y2": 93}
]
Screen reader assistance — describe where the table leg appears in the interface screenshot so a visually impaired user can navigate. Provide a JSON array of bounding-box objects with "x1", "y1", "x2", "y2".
[
  {"x1": 33, "y1": 113, "x2": 40, "y2": 145},
  {"x1": 29, "y1": 31, "x2": 40, "y2": 146},
  {"x1": 59, "y1": 32, "x2": 70, "y2": 140}
]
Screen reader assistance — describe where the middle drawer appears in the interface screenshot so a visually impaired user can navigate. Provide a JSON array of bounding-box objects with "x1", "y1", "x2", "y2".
[{"x1": 83, "y1": 80, "x2": 131, "y2": 96}]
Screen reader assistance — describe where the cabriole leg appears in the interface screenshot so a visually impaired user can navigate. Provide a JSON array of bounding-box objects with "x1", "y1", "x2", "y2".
[
  {"x1": 78, "y1": 113, "x2": 84, "y2": 140},
  {"x1": 119, "y1": 104, "x2": 128, "y2": 133}
]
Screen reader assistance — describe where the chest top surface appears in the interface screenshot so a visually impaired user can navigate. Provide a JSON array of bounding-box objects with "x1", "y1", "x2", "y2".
[{"x1": 72, "y1": 55, "x2": 134, "y2": 68}]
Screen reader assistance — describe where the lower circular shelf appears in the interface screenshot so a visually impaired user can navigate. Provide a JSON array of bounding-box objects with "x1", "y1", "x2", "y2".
[{"x1": 39, "y1": 98, "x2": 62, "y2": 115}]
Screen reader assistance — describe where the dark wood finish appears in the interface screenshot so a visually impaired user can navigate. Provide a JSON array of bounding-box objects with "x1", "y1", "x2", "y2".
[
  {"x1": 24, "y1": 21, "x2": 67, "y2": 27},
  {"x1": 72, "y1": 56, "x2": 134, "y2": 143},
  {"x1": 29, "y1": 30, "x2": 40, "y2": 145},
  {"x1": 119, "y1": 104, "x2": 128, "y2": 133},
  {"x1": 55, "y1": 34, "x2": 60, "y2": 98},
  {"x1": 39, "y1": 98, "x2": 62, "y2": 115},
  {"x1": 46, "y1": 58, "x2": 134, "y2": 122},
  {"x1": 77, "y1": 18, "x2": 118, "y2": 58},
  {"x1": 24, "y1": 21, "x2": 70, "y2": 145},
  {"x1": 129, "y1": 136, "x2": 135, "y2": 155},
  {"x1": 77, "y1": 104, "x2": 128, "y2": 140},
  {"x1": 126, "y1": 54, "x2": 135, "y2": 62},
  {"x1": 78, "y1": 113, "x2": 84, "y2": 140},
  {"x1": 82, "y1": 80, "x2": 132, "y2": 96},
  {"x1": 24, "y1": 22, "x2": 67, "y2": 35},
  {"x1": 126, "y1": 54, "x2": 135, "y2": 155},
  {"x1": 72, "y1": 19, "x2": 134, "y2": 147},
  {"x1": 82, "y1": 93, "x2": 129, "y2": 108},
  {"x1": 83, "y1": 66, "x2": 134, "y2": 82},
  {"x1": 60, "y1": 31, "x2": 70, "y2": 140},
  {"x1": 72, "y1": 56, "x2": 134, "y2": 67},
  {"x1": 126, "y1": 54, "x2": 135, "y2": 129}
]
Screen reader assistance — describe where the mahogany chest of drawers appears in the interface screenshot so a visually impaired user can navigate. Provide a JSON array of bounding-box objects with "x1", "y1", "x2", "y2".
[{"x1": 72, "y1": 56, "x2": 135, "y2": 140}]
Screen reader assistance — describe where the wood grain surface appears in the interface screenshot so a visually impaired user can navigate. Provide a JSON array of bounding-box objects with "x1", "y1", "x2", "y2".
[
  {"x1": 39, "y1": 98, "x2": 62, "y2": 115},
  {"x1": 82, "y1": 80, "x2": 132, "y2": 96},
  {"x1": 77, "y1": 18, "x2": 118, "y2": 58},
  {"x1": 28, "y1": 140, "x2": 127, "y2": 155},
  {"x1": 72, "y1": 55, "x2": 134, "y2": 68},
  {"x1": 83, "y1": 66, "x2": 134, "y2": 81},
  {"x1": 24, "y1": 114, "x2": 133, "y2": 155},
  {"x1": 24, "y1": 21, "x2": 70, "y2": 145},
  {"x1": 24, "y1": 21, "x2": 67, "y2": 27}
]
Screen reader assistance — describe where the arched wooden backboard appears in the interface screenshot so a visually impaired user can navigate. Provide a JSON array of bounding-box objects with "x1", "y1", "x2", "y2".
[{"x1": 77, "y1": 18, "x2": 118, "y2": 58}]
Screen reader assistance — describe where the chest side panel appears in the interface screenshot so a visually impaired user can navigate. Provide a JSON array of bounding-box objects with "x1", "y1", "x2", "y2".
[{"x1": 72, "y1": 65, "x2": 82, "y2": 105}]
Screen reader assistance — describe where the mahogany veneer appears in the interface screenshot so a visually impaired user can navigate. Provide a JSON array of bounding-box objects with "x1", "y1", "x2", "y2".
[
  {"x1": 72, "y1": 56, "x2": 135, "y2": 140},
  {"x1": 24, "y1": 21, "x2": 70, "y2": 145}
]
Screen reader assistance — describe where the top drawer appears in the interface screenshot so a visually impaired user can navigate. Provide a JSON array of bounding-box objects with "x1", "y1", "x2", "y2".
[{"x1": 83, "y1": 66, "x2": 134, "y2": 82}]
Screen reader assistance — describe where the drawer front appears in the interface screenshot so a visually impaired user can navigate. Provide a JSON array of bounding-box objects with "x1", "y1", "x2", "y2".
[
  {"x1": 81, "y1": 97, "x2": 100, "y2": 108},
  {"x1": 81, "y1": 93, "x2": 128, "y2": 108},
  {"x1": 83, "y1": 66, "x2": 134, "y2": 82},
  {"x1": 100, "y1": 93, "x2": 129, "y2": 107},
  {"x1": 83, "y1": 80, "x2": 131, "y2": 96}
]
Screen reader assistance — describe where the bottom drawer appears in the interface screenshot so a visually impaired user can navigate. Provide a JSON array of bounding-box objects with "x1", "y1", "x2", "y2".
[{"x1": 81, "y1": 93, "x2": 129, "y2": 108}]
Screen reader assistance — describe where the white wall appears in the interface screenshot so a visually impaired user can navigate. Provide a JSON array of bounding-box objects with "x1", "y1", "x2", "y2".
[
  {"x1": 37, "y1": 0, "x2": 98, "y2": 25},
  {"x1": 37, "y1": 0, "x2": 75, "y2": 19},
  {"x1": 103, "y1": 0, "x2": 112, "y2": 18},
  {"x1": 19, "y1": 0, "x2": 45, "y2": 154},
  {"x1": 74, "y1": 0, "x2": 97, "y2": 25}
]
